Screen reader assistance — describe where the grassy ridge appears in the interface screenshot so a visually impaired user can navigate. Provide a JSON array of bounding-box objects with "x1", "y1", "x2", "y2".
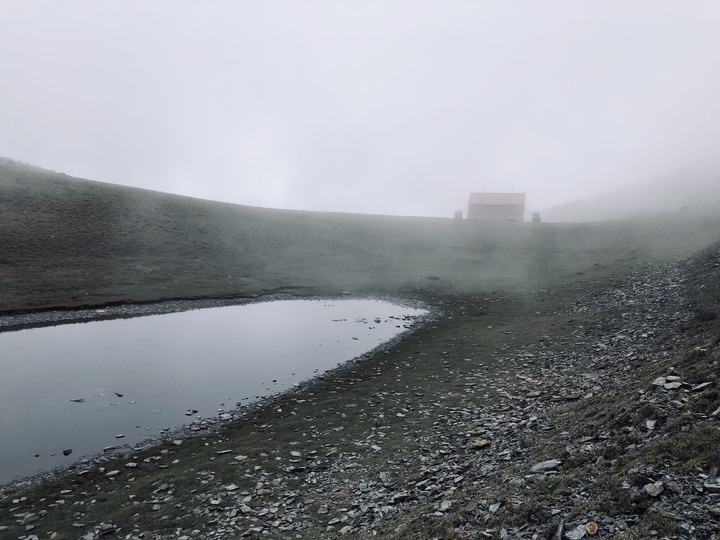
[
  {"x1": 2, "y1": 157, "x2": 720, "y2": 538},
  {"x1": 2, "y1": 156, "x2": 720, "y2": 312}
]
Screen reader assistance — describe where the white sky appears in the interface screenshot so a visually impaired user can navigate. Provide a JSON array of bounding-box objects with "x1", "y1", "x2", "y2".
[{"x1": 1, "y1": 1, "x2": 719, "y2": 217}]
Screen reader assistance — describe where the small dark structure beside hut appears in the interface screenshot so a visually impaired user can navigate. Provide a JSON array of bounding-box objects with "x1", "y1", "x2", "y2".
[{"x1": 467, "y1": 192, "x2": 526, "y2": 222}]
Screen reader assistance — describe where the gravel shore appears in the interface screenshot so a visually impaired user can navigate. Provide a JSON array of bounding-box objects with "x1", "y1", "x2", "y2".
[{"x1": 3, "y1": 257, "x2": 719, "y2": 539}]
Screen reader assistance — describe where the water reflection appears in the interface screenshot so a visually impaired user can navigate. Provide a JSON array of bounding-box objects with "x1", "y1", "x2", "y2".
[{"x1": 0, "y1": 299, "x2": 426, "y2": 485}]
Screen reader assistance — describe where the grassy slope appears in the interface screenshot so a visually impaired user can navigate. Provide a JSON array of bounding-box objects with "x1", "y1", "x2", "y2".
[
  {"x1": 2, "y1": 158, "x2": 720, "y2": 538},
  {"x1": 2, "y1": 157, "x2": 720, "y2": 312}
]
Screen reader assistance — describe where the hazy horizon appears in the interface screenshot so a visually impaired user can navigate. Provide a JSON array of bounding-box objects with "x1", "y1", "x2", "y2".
[{"x1": 2, "y1": 2, "x2": 719, "y2": 218}]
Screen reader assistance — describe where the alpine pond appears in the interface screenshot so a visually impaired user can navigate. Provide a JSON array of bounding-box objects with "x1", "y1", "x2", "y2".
[{"x1": 0, "y1": 299, "x2": 426, "y2": 485}]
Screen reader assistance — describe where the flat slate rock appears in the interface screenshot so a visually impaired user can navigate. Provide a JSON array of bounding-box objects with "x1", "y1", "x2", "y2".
[{"x1": 530, "y1": 459, "x2": 562, "y2": 473}]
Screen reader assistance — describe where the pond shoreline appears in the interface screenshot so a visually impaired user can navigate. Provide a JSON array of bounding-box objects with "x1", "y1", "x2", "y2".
[
  {"x1": 0, "y1": 294, "x2": 289, "y2": 334},
  {"x1": 0, "y1": 294, "x2": 436, "y2": 492},
  {"x1": 3, "y1": 263, "x2": 720, "y2": 539},
  {"x1": 0, "y1": 291, "x2": 429, "y2": 334}
]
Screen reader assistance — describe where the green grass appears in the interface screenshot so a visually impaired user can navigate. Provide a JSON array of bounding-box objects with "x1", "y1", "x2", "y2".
[
  {"x1": 2, "y1": 157, "x2": 720, "y2": 313},
  {"x1": 2, "y1": 157, "x2": 720, "y2": 538}
]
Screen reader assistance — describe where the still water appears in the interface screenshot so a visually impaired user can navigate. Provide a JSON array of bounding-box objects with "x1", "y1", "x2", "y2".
[{"x1": 0, "y1": 299, "x2": 426, "y2": 485}]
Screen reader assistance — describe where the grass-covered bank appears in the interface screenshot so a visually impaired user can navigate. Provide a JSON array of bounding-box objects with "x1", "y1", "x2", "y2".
[
  {"x1": 2, "y1": 157, "x2": 719, "y2": 313},
  {"x1": 1, "y1": 158, "x2": 720, "y2": 538}
]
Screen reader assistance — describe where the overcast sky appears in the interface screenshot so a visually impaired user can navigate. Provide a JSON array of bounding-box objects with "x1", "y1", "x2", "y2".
[{"x1": 1, "y1": 2, "x2": 719, "y2": 217}]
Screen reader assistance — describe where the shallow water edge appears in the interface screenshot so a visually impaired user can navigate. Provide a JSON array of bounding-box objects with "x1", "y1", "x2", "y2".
[
  {"x1": 0, "y1": 295, "x2": 436, "y2": 491},
  {"x1": 0, "y1": 291, "x2": 430, "y2": 334}
]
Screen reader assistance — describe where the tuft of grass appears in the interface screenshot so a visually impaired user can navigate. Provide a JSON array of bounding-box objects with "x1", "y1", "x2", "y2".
[
  {"x1": 390, "y1": 514, "x2": 465, "y2": 539},
  {"x1": 642, "y1": 423, "x2": 720, "y2": 471},
  {"x1": 634, "y1": 403, "x2": 660, "y2": 423},
  {"x1": 535, "y1": 473, "x2": 582, "y2": 498},
  {"x1": 592, "y1": 476, "x2": 636, "y2": 515},
  {"x1": 613, "y1": 507, "x2": 677, "y2": 539}
]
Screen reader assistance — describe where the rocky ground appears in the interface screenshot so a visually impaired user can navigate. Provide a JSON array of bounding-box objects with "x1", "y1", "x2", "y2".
[
  {"x1": 2, "y1": 249, "x2": 720, "y2": 539},
  {"x1": 3, "y1": 157, "x2": 720, "y2": 540}
]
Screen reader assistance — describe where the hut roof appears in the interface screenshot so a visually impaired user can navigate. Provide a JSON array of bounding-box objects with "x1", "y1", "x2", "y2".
[{"x1": 468, "y1": 192, "x2": 526, "y2": 206}]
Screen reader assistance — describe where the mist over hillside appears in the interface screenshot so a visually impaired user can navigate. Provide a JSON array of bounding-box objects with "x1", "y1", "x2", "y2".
[
  {"x1": 3, "y1": 156, "x2": 720, "y2": 538},
  {"x1": 2, "y1": 155, "x2": 720, "y2": 313},
  {"x1": 541, "y1": 168, "x2": 720, "y2": 222}
]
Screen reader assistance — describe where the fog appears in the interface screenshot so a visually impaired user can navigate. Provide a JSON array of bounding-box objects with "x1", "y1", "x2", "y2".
[{"x1": 1, "y1": 2, "x2": 719, "y2": 218}]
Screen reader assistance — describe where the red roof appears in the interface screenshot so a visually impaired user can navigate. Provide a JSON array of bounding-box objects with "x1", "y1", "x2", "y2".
[{"x1": 468, "y1": 192, "x2": 525, "y2": 206}]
